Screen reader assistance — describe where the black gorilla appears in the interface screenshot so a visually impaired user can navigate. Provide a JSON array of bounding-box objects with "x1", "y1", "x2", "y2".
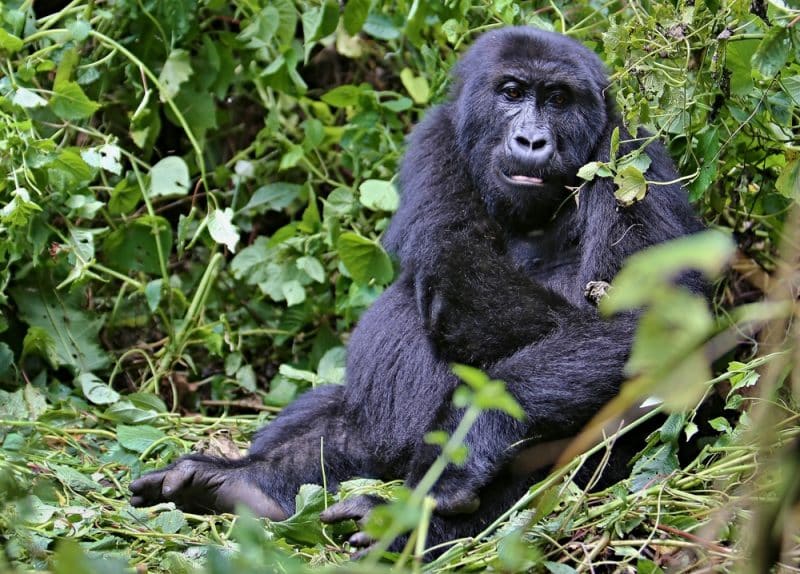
[{"x1": 131, "y1": 27, "x2": 704, "y2": 549}]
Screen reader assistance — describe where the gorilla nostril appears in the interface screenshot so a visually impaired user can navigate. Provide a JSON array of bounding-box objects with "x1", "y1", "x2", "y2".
[
  {"x1": 515, "y1": 135, "x2": 531, "y2": 149},
  {"x1": 531, "y1": 138, "x2": 548, "y2": 151}
]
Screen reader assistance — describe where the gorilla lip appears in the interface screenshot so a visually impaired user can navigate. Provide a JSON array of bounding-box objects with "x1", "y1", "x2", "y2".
[{"x1": 504, "y1": 173, "x2": 545, "y2": 186}]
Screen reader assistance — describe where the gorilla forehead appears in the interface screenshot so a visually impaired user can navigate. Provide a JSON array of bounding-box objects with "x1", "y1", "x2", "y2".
[{"x1": 454, "y1": 27, "x2": 608, "y2": 94}]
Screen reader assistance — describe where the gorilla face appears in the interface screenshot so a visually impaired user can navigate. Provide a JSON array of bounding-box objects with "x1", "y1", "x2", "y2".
[{"x1": 453, "y1": 28, "x2": 611, "y2": 230}]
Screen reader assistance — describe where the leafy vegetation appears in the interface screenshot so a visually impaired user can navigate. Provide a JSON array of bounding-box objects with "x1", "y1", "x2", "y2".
[{"x1": 0, "y1": 0, "x2": 798, "y2": 572}]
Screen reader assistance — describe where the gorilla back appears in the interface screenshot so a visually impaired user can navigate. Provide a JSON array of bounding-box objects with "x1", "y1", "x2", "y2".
[{"x1": 130, "y1": 27, "x2": 704, "y2": 552}]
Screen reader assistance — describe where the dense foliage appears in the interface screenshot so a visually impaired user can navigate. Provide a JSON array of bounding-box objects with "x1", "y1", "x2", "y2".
[{"x1": 0, "y1": 0, "x2": 798, "y2": 572}]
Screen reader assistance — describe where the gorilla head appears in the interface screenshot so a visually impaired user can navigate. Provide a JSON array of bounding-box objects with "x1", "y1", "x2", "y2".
[{"x1": 452, "y1": 27, "x2": 613, "y2": 230}]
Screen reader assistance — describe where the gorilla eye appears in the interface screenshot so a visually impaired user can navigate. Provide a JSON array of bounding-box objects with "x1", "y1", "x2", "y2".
[
  {"x1": 549, "y1": 91, "x2": 569, "y2": 107},
  {"x1": 501, "y1": 83, "x2": 524, "y2": 101}
]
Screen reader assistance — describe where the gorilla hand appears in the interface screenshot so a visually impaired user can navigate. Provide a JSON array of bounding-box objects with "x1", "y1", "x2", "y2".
[{"x1": 130, "y1": 455, "x2": 288, "y2": 519}]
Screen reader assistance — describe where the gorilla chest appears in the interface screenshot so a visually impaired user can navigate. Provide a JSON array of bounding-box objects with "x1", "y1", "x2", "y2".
[{"x1": 507, "y1": 233, "x2": 582, "y2": 302}]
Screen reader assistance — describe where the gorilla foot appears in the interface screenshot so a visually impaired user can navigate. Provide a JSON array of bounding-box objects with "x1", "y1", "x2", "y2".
[{"x1": 129, "y1": 456, "x2": 288, "y2": 519}]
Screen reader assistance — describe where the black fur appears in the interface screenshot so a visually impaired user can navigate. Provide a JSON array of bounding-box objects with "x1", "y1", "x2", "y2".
[{"x1": 130, "y1": 27, "x2": 704, "y2": 552}]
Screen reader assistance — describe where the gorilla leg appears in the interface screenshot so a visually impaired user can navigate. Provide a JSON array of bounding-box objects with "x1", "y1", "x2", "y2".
[{"x1": 130, "y1": 385, "x2": 374, "y2": 517}]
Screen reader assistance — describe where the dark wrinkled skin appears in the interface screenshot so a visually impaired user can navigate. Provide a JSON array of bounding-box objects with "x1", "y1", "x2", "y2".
[{"x1": 131, "y1": 27, "x2": 705, "y2": 555}]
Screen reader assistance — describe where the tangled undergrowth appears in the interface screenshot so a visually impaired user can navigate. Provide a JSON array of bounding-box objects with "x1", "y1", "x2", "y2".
[{"x1": 0, "y1": 0, "x2": 798, "y2": 572}]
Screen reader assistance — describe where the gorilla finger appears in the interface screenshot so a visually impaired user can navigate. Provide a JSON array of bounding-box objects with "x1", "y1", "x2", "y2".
[
  {"x1": 348, "y1": 532, "x2": 374, "y2": 548},
  {"x1": 129, "y1": 471, "x2": 167, "y2": 504},
  {"x1": 161, "y1": 462, "x2": 197, "y2": 498},
  {"x1": 320, "y1": 495, "x2": 378, "y2": 523}
]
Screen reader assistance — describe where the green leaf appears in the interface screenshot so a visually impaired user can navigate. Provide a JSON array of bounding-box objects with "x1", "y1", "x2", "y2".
[
  {"x1": 12, "y1": 283, "x2": 109, "y2": 373},
  {"x1": 238, "y1": 6, "x2": 280, "y2": 49},
  {"x1": 22, "y1": 326, "x2": 59, "y2": 367},
  {"x1": 781, "y1": 75, "x2": 800, "y2": 106},
  {"x1": 362, "y1": 13, "x2": 401, "y2": 40},
  {"x1": 343, "y1": 0, "x2": 370, "y2": 35},
  {"x1": 49, "y1": 463, "x2": 102, "y2": 492},
  {"x1": 301, "y1": 0, "x2": 339, "y2": 61},
  {"x1": 51, "y1": 81, "x2": 100, "y2": 120},
  {"x1": 158, "y1": 49, "x2": 193, "y2": 102},
  {"x1": 400, "y1": 68, "x2": 430, "y2": 104},
  {"x1": 208, "y1": 208, "x2": 240, "y2": 252},
  {"x1": 103, "y1": 216, "x2": 173, "y2": 275},
  {"x1": 117, "y1": 424, "x2": 166, "y2": 453},
  {"x1": 149, "y1": 156, "x2": 190, "y2": 198},
  {"x1": 776, "y1": 158, "x2": 799, "y2": 199},
  {"x1": 359, "y1": 179, "x2": 399, "y2": 212},
  {"x1": 242, "y1": 182, "x2": 303, "y2": 213},
  {"x1": 296, "y1": 256, "x2": 325, "y2": 283},
  {"x1": 337, "y1": 232, "x2": 393, "y2": 285},
  {"x1": 751, "y1": 26, "x2": 790, "y2": 78},
  {"x1": 0, "y1": 28, "x2": 24, "y2": 53},
  {"x1": 80, "y1": 144, "x2": 122, "y2": 175},
  {"x1": 149, "y1": 509, "x2": 187, "y2": 533},
  {"x1": 321, "y1": 85, "x2": 363, "y2": 107},
  {"x1": 688, "y1": 127, "x2": 720, "y2": 201},
  {"x1": 12, "y1": 87, "x2": 47, "y2": 108},
  {"x1": 629, "y1": 443, "x2": 679, "y2": 492},
  {"x1": 613, "y1": 165, "x2": 648, "y2": 206},
  {"x1": 144, "y1": 279, "x2": 163, "y2": 312},
  {"x1": 77, "y1": 372, "x2": 120, "y2": 405},
  {"x1": 577, "y1": 161, "x2": 601, "y2": 181},
  {"x1": 271, "y1": 484, "x2": 329, "y2": 545},
  {"x1": 282, "y1": 279, "x2": 305, "y2": 306}
]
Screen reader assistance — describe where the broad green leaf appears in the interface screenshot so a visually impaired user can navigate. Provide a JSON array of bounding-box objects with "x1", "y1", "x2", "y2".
[
  {"x1": 577, "y1": 161, "x2": 601, "y2": 181},
  {"x1": 149, "y1": 509, "x2": 187, "y2": 533},
  {"x1": 282, "y1": 279, "x2": 305, "y2": 306},
  {"x1": 242, "y1": 182, "x2": 303, "y2": 213},
  {"x1": 751, "y1": 26, "x2": 790, "y2": 78},
  {"x1": 337, "y1": 232, "x2": 393, "y2": 285},
  {"x1": 629, "y1": 443, "x2": 679, "y2": 492},
  {"x1": 400, "y1": 68, "x2": 430, "y2": 104},
  {"x1": 343, "y1": 0, "x2": 370, "y2": 34},
  {"x1": 359, "y1": 179, "x2": 399, "y2": 212},
  {"x1": 158, "y1": 49, "x2": 193, "y2": 102},
  {"x1": 208, "y1": 208, "x2": 240, "y2": 252},
  {"x1": 149, "y1": 156, "x2": 190, "y2": 198},
  {"x1": 776, "y1": 158, "x2": 799, "y2": 199},
  {"x1": 12, "y1": 283, "x2": 109, "y2": 373},
  {"x1": 317, "y1": 346, "x2": 346, "y2": 384},
  {"x1": 103, "y1": 216, "x2": 173, "y2": 274},
  {"x1": 688, "y1": 127, "x2": 720, "y2": 201},
  {"x1": 362, "y1": 13, "x2": 401, "y2": 40},
  {"x1": 12, "y1": 87, "x2": 47, "y2": 108},
  {"x1": 782, "y1": 75, "x2": 800, "y2": 105},
  {"x1": 22, "y1": 326, "x2": 59, "y2": 367},
  {"x1": 0, "y1": 28, "x2": 23, "y2": 53},
  {"x1": 297, "y1": 256, "x2": 325, "y2": 283},
  {"x1": 613, "y1": 165, "x2": 647, "y2": 206},
  {"x1": 116, "y1": 424, "x2": 166, "y2": 453},
  {"x1": 49, "y1": 463, "x2": 102, "y2": 492},
  {"x1": 80, "y1": 144, "x2": 122, "y2": 175},
  {"x1": 271, "y1": 484, "x2": 330, "y2": 545},
  {"x1": 301, "y1": 0, "x2": 339, "y2": 61},
  {"x1": 238, "y1": 6, "x2": 280, "y2": 49},
  {"x1": 77, "y1": 372, "x2": 120, "y2": 405},
  {"x1": 51, "y1": 81, "x2": 100, "y2": 120},
  {"x1": 144, "y1": 279, "x2": 163, "y2": 312},
  {"x1": 322, "y1": 85, "x2": 363, "y2": 107}
]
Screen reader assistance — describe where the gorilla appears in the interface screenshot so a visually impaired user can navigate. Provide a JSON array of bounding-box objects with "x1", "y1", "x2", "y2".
[{"x1": 130, "y1": 27, "x2": 704, "y2": 551}]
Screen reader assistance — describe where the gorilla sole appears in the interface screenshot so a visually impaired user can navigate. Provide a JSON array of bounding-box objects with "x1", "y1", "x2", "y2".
[{"x1": 131, "y1": 26, "x2": 705, "y2": 553}]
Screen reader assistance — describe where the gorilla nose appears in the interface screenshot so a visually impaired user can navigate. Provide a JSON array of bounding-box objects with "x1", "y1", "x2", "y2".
[{"x1": 510, "y1": 130, "x2": 554, "y2": 166}]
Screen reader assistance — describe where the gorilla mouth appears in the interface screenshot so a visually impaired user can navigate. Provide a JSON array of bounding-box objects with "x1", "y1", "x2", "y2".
[{"x1": 502, "y1": 172, "x2": 545, "y2": 186}]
